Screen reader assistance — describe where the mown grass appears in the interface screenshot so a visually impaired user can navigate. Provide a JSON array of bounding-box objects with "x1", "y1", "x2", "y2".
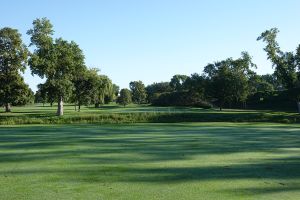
[
  {"x1": 0, "y1": 104, "x2": 299, "y2": 125},
  {"x1": 0, "y1": 123, "x2": 299, "y2": 199}
]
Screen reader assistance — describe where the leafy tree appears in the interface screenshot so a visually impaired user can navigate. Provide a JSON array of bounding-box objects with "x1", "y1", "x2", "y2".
[
  {"x1": 36, "y1": 80, "x2": 57, "y2": 107},
  {"x1": 27, "y1": 18, "x2": 85, "y2": 116},
  {"x1": 103, "y1": 79, "x2": 116, "y2": 104},
  {"x1": 129, "y1": 81, "x2": 147, "y2": 104},
  {"x1": 34, "y1": 88, "x2": 46, "y2": 105},
  {"x1": 257, "y1": 28, "x2": 299, "y2": 89},
  {"x1": 151, "y1": 73, "x2": 209, "y2": 107},
  {"x1": 152, "y1": 90, "x2": 212, "y2": 108},
  {"x1": 146, "y1": 82, "x2": 172, "y2": 103},
  {"x1": 34, "y1": 90, "x2": 43, "y2": 104},
  {"x1": 258, "y1": 28, "x2": 300, "y2": 112},
  {"x1": 148, "y1": 74, "x2": 211, "y2": 108},
  {"x1": 183, "y1": 73, "x2": 207, "y2": 99},
  {"x1": 117, "y1": 88, "x2": 132, "y2": 107},
  {"x1": 248, "y1": 74, "x2": 275, "y2": 94},
  {"x1": 204, "y1": 60, "x2": 235, "y2": 110},
  {"x1": 14, "y1": 83, "x2": 34, "y2": 106},
  {"x1": 204, "y1": 52, "x2": 256, "y2": 110},
  {"x1": 112, "y1": 84, "x2": 120, "y2": 100},
  {"x1": 72, "y1": 68, "x2": 99, "y2": 111},
  {"x1": 169, "y1": 74, "x2": 188, "y2": 91},
  {"x1": 260, "y1": 74, "x2": 281, "y2": 90},
  {"x1": 0, "y1": 27, "x2": 29, "y2": 112},
  {"x1": 93, "y1": 74, "x2": 113, "y2": 108},
  {"x1": 103, "y1": 83, "x2": 119, "y2": 104}
]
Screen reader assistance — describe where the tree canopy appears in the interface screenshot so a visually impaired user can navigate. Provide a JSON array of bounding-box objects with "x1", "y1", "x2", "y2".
[
  {"x1": 2, "y1": 20, "x2": 300, "y2": 113},
  {"x1": 117, "y1": 88, "x2": 132, "y2": 107},
  {"x1": 28, "y1": 18, "x2": 86, "y2": 116},
  {"x1": 257, "y1": 28, "x2": 300, "y2": 89},
  {"x1": 170, "y1": 74, "x2": 188, "y2": 91},
  {"x1": 129, "y1": 81, "x2": 147, "y2": 104},
  {"x1": 0, "y1": 27, "x2": 31, "y2": 112},
  {"x1": 203, "y1": 52, "x2": 256, "y2": 110}
]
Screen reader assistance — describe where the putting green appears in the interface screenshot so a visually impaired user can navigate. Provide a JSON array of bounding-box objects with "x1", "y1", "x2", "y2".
[{"x1": 0, "y1": 123, "x2": 299, "y2": 199}]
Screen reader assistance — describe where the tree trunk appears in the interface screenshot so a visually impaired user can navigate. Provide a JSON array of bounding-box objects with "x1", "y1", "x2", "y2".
[
  {"x1": 219, "y1": 101, "x2": 224, "y2": 111},
  {"x1": 219, "y1": 102, "x2": 223, "y2": 111},
  {"x1": 57, "y1": 96, "x2": 64, "y2": 116},
  {"x1": 78, "y1": 104, "x2": 81, "y2": 112},
  {"x1": 297, "y1": 102, "x2": 300, "y2": 114},
  {"x1": 95, "y1": 102, "x2": 100, "y2": 108},
  {"x1": 50, "y1": 102, "x2": 53, "y2": 107},
  {"x1": 4, "y1": 103, "x2": 11, "y2": 112}
]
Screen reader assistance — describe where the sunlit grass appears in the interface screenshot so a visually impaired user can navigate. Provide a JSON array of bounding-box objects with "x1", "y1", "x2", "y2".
[{"x1": 0, "y1": 123, "x2": 299, "y2": 199}]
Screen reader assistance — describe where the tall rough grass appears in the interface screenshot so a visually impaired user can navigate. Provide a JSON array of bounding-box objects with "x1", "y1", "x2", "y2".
[{"x1": 0, "y1": 112, "x2": 299, "y2": 125}]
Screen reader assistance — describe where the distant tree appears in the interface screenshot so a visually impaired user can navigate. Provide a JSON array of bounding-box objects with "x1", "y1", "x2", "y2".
[
  {"x1": 258, "y1": 28, "x2": 300, "y2": 112},
  {"x1": 15, "y1": 84, "x2": 34, "y2": 106},
  {"x1": 204, "y1": 52, "x2": 256, "y2": 110},
  {"x1": 204, "y1": 60, "x2": 235, "y2": 110},
  {"x1": 36, "y1": 81, "x2": 57, "y2": 107},
  {"x1": 27, "y1": 18, "x2": 86, "y2": 116},
  {"x1": 146, "y1": 82, "x2": 172, "y2": 103},
  {"x1": 248, "y1": 74, "x2": 275, "y2": 94},
  {"x1": 103, "y1": 83, "x2": 119, "y2": 104},
  {"x1": 183, "y1": 73, "x2": 207, "y2": 99},
  {"x1": 72, "y1": 68, "x2": 99, "y2": 111},
  {"x1": 117, "y1": 88, "x2": 132, "y2": 107},
  {"x1": 103, "y1": 80, "x2": 116, "y2": 104},
  {"x1": 0, "y1": 27, "x2": 30, "y2": 112},
  {"x1": 35, "y1": 84, "x2": 45, "y2": 105},
  {"x1": 129, "y1": 81, "x2": 147, "y2": 104},
  {"x1": 93, "y1": 74, "x2": 113, "y2": 108},
  {"x1": 258, "y1": 28, "x2": 299, "y2": 89},
  {"x1": 169, "y1": 74, "x2": 188, "y2": 91},
  {"x1": 260, "y1": 74, "x2": 281, "y2": 90},
  {"x1": 112, "y1": 84, "x2": 120, "y2": 99},
  {"x1": 34, "y1": 89, "x2": 45, "y2": 105}
]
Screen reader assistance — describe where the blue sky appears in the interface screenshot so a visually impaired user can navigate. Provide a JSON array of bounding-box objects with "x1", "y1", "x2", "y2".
[{"x1": 1, "y1": 0, "x2": 300, "y2": 91}]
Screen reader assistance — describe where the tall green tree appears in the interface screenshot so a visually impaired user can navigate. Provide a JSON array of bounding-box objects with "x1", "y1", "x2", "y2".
[
  {"x1": 248, "y1": 74, "x2": 275, "y2": 94},
  {"x1": 146, "y1": 82, "x2": 172, "y2": 103},
  {"x1": 93, "y1": 74, "x2": 113, "y2": 108},
  {"x1": 260, "y1": 74, "x2": 281, "y2": 90},
  {"x1": 169, "y1": 74, "x2": 188, "y2": 91},
  {"x1": 112, "y1": 84, "x2": 120, "y2": 100},
  {"x1": 258, "y1": 28, "x2": 300, "y2": 112},
  {"x1": 183, "y1": 73, "x2": 207, "y2": 99},
  {"x1": 257, "y1": 28, "x2": 299, "y2": 89},
  {"x1": 34, "y1": 86, "x2": 46, "y2": 105},
  {"x1": 36, "y1": 80, "x2": 57, "y2": 107},
  {"x1": 129, "y1": 80, "x2": 147, "y2": 104},
  {"x1": 27, "y1": 18, "x2": 85, "y2": 116},
  {"x1": 117, "y1": 88, "x2": 132, "y2": 107},
  {"x1": 204, "y1": 52, "x2": 255, "y2": 110},
  {"x1": 0, "y1": 27, "x2": 29, "y2": 112},
  {"x1": 72, "y1": 68, "x2": 99, "y2": 111}
]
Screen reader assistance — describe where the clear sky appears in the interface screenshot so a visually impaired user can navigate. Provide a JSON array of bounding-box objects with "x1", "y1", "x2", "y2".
[{"x1": 1, "y1": 0, "x2": 300, "y2": 92}]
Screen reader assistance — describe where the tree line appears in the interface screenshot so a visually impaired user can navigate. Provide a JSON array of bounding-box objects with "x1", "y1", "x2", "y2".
[
  {"x1": 1, "y1": 18, "x2": 300, "y2": 114},
  {"x1": 1, "y1": 18, "x2": 121, "y2": 115},
  {"x1": 117, "y1": 29, "x2": 300, "y2": 112}
]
